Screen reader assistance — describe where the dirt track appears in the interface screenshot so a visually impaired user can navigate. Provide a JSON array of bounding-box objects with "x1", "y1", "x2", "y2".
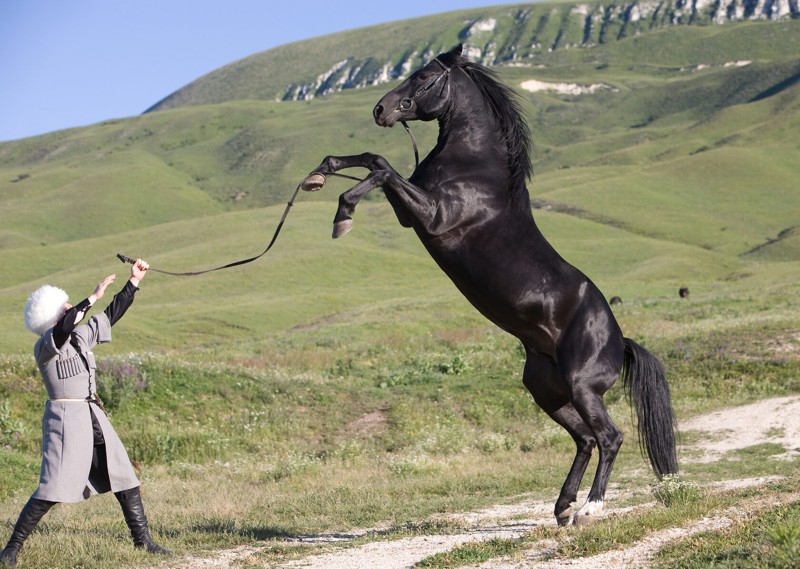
[{"x1": 170, "y1": 395, "x2": 800, "y2": 569}]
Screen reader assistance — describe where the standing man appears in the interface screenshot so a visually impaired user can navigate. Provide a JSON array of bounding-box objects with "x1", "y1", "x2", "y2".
[{"x1": 0, "y1": 259, "x2": 171, "y2": 568}]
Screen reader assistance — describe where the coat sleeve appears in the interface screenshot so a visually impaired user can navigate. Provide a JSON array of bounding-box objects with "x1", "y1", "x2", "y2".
[
  {"x1": 52, "y1": 298, "x2": 92, "y2": 348},
  {"x1": 68, "y1": 280, "x2": 137, "y2": 349},
  {"x1": 103, "y1": 280, "x2": 139, "y2": 327},
  {"x1": 72, "y1": 313, "x2": 112, "y2": 350}
]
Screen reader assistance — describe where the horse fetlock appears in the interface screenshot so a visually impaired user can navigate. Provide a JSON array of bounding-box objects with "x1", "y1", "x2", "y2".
[
  {"x1": 300, "y1": 173, "x2": 327, "y2": 192},
  {"x1": 332, "y1": 219, "x2": 353, "y2": 239}
]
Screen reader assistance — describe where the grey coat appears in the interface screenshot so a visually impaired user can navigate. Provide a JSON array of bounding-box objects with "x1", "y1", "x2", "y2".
[{"x1": 31, "y1": 312, "x2": 139, "y2": 503}]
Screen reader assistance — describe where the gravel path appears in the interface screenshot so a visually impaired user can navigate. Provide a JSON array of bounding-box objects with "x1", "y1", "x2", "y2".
[{"x1": 168, "y1": 395, "x2": 800, "y2": 569}]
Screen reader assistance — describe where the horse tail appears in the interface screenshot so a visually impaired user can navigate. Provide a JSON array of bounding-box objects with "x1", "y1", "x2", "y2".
[{"x1": 621, "y1": 338, "x2": 678, "y2": 477}]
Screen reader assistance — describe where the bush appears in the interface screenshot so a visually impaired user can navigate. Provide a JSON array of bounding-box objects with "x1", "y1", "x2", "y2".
[
  {"x1": 651, "y1": 474, "x2": 703, "y2": 507},
  {"x1": 95, "y1": 356, "x2": 149, "y2": 410}
]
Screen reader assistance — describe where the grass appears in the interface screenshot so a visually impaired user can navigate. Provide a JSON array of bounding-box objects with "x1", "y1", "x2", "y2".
[
  {"x1": 656, "y1": 491, "x2": 800, "y2": 569},
  {"x1": 415, "y1": 538, "x2": 527, "y2": 567},
  {"x1": 0, "y1": 7, "x2": 799, "y2": 569},
  {"x1": 412, "y1": 476, "x2": 800, "y2": 568},
  {"x1": 0, "y1": 309, "x2": 797, "y2": 567},
  {"x1": 651, "y1": 475, "x2": 704, "y2": 508}
]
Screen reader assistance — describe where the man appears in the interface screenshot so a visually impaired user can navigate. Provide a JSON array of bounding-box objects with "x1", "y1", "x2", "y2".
[{"x1": 0, "y1": 259, "x2": 171, "y2": 568}]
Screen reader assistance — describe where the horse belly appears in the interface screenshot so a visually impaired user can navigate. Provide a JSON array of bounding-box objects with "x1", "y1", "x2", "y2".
[
  {"x1": 443, "y1": 262, "x2": 571, "y2": 352},
  {"x1": 421, "y1": 209, "x2": 601, "y2": 349}
]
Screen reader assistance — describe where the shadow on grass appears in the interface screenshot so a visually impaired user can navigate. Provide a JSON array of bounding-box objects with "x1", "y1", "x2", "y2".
[{"x1": 189, "y1": 520, "x2": 310, "y2": 541}]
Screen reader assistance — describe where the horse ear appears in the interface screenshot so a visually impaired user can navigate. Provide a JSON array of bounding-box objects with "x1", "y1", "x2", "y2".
[{"x1": 451, "y1": 44, "x2": 463, "y2": 56}]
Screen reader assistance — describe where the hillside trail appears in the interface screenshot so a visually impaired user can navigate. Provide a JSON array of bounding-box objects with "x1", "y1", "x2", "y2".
[{"x1": 167, "y1": 395, "x2": 800, "y2": 569}]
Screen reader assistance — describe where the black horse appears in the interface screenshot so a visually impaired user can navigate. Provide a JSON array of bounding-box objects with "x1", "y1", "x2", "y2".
[{"x1": 303, "y1": 44, "x2": 677, "y2": 526}]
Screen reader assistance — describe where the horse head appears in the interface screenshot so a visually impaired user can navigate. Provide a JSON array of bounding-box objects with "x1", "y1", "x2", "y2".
[{"x1": 373, "y1": 44, "x2": 464, "y2": 127}]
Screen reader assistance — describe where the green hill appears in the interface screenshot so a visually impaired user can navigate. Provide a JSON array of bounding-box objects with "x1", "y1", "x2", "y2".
[
  {"x1": 145, "y1": 2, "x2": 800, "y2": 110},
  {"x1": 0, "y1": 4, "x2": 798, "y2": 359},
  {"x1": 1, "y1": 9, "x2": 799, "y2": 566}
]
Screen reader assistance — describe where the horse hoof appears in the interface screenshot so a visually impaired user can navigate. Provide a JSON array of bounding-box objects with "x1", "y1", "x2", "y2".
[
  {"x1": 301, "y1": 173, "x2": 326, "y2": 192},
  {"x1": 573, "y1": 513, "x2": 597, "y2": 526},
  {"x1": 555, "y1": 507, "x2": 574, "y2": 527},
  {"x1": 332, "y1": 219, "x2": 353, "y2": 239}
]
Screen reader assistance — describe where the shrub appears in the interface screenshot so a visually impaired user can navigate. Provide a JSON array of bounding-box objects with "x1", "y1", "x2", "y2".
[
  {"x1": 651, "y1": 474, "x2": 703, "y2": 507},
  {"x1": 95, "y1": 356, "x2": 149, "y2": 410}
]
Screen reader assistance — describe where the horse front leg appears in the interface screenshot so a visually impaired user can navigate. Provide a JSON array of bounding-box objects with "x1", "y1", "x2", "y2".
[
  {"x1": 331, "y1": 170, "x2": 393, "y2": 238},
  {"x1": 301, "y1": 153, "x2": 394, "y2": 191},
  {"x1": 333, "y1": 169, "x2": 440, "y2": 238},
  {"x1": 304, "y1": 153, "x2": 437, "y2": 238}
]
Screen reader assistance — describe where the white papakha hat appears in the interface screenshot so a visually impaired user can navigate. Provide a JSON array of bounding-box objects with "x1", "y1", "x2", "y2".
[{"x1": 25, "y1": 285, "x2": 69, "y2": 336}]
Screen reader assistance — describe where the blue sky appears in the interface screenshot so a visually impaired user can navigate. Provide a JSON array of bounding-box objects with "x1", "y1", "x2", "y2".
[{"x1": 0, "y1": 0, "x2": 507, "y2": 142}]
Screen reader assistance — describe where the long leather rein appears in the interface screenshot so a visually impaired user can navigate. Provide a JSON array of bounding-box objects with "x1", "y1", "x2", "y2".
[
  {"x1": 116, "y1": 173, "x2": 361, "y2": 277},
  {"x1": 115, "y1": 62, "x2": 450, "y2": 277}
]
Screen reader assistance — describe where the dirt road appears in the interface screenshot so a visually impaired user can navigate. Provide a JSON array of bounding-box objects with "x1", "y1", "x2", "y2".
[{"x1": 171, "y1": 395, "x2": 800, "y2": 569}]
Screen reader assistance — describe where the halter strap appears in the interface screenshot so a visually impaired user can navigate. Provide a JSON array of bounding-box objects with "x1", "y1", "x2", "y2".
[
  {"x1": 395, "y1": 57, "x2": 452, "y2": 169},
  {"x1": 399, "y1": 57, "x2": 452, "y2": 112}
]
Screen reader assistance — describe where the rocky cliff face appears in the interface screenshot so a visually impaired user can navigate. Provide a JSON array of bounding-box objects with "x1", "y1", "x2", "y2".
[{"x1": 280, "y1": 0, "x2": 798, "y2": 101}]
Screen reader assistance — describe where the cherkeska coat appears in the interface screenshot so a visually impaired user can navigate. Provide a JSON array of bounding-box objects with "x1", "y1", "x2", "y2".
[{"x1": 31, "y1": 292, "x2": 140, "y2": 503}]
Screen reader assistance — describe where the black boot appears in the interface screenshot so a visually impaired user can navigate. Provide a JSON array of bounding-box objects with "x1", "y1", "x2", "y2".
[
  {"x1": 0, "y1": 498, "x2": 55, "y2": 568},
  {"x1": 114, "y1": 487, "x2": 171, "y2": 555}
]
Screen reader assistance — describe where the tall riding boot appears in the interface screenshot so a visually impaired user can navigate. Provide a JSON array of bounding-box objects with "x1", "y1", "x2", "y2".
[
  {"x1": 114, "y1": 487, "x2": 172, "y2": 555},
  {"x1": 0, "y1": 498, "x2": 55, "y2": 568}
]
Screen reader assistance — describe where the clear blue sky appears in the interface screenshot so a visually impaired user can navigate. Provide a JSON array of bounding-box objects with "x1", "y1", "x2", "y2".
[{"x1": 0, "y1": 0, "x2": 507, "y2": 142}]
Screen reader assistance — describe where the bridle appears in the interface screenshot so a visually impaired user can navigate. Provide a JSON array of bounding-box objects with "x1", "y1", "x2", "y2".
[
  {"x1": 396, "y1": 57, "x2": 453, "y2": 167},
  {"x1": 398, "y1": 57, "x2": 453, "y2": 113},
  {"x1": 116, "y1": 60, "x2": 454, "y2": 276}
]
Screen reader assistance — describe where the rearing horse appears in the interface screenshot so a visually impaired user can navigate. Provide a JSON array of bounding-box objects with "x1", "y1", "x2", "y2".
[{"x1": 303, "y1": 44, "x2": 678, "y2": 526}]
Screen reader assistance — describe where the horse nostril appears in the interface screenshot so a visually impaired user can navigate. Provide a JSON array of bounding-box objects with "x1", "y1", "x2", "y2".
[{"x1": 373, "y1": 104, "x2": 384, "y2": 119}]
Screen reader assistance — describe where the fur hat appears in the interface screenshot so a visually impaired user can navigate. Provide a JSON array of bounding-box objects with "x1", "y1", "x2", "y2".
[{"x1": 25, "y1": 285, "x2": 69, "y2": 336}]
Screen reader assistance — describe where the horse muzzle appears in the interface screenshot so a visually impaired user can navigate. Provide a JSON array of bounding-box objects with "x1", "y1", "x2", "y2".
[
  {"x1": 373, "y1": 103, "x2": 393, "y2": 127},
  {"x1": 373, "y1": 98, "x2": 411, "y2": 128}
]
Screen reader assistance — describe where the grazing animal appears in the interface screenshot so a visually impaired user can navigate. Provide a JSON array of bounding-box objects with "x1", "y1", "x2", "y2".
[{"x1": 303, "y1": 44, "x2": 677, "y2": 526}]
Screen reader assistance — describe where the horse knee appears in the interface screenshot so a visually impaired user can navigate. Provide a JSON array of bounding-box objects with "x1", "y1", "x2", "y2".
[{"x1": 319, "y1": 155, "x2": 337, "y2": 172}]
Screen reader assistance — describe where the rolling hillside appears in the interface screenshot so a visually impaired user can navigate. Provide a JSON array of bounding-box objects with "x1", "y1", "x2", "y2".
[
  {"x1": 146, "y1": 0, "x2": 800, "y2": 109},
  {"x1": 0, "y1": 2, "x2": 798, "y2": 358}
]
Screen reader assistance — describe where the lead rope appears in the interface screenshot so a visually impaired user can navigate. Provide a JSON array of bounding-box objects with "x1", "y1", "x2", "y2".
[
  {"x1": 116, "y1": 124, "x2": 419, "y2": 276},
  {"x1": 116, "y1": 182, "x2": 303, "y2": 277}
]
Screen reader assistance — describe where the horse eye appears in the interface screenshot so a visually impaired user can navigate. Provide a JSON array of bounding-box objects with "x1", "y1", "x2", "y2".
[{"x1": 418, "y1": 72, "x2": 429, "y2": 81}]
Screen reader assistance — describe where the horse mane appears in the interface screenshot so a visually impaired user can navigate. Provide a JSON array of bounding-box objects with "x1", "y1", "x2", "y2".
[{"x1": 438, "y1": 51, "x2": 533, "y2": 195}]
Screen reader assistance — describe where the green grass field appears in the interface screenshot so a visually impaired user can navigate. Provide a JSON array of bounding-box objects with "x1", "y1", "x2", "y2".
[{"x1": 0, "y1": 7, "x2": 798, "y2": 568}]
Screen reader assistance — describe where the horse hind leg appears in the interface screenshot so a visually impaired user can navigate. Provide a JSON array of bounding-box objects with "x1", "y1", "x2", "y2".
[
  {"x1": 523, "y1": 353, "x2": 597, "y2": 526},
  {"x1": 546, "y1": 403, "x2": 599, "y2": 526},
  {"x1": 567, "y1": 379, "x2": 624, "y2": 525}
]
